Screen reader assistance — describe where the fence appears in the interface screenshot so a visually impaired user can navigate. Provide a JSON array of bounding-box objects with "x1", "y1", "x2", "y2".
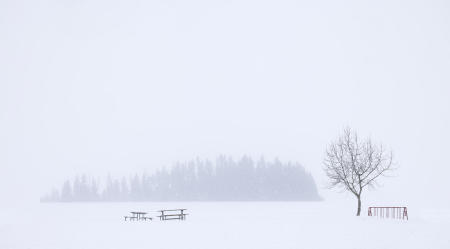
[{"x1": 368, "y1": 207, "x2": 408, "y2": 220}]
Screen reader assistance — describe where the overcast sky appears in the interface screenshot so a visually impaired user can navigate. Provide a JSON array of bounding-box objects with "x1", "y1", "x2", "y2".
[{"x1": 1, "y1": 0, "x2": 449, "y2": 207}]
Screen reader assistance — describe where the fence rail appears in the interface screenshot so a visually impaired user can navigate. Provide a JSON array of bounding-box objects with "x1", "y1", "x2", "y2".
[{"x1": 368, "y1": 207, "x2": 408, "y2": 220}]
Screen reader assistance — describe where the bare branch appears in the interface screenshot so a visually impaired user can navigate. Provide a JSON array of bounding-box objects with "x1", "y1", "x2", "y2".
[{"x1": 323, "y1": 127, "x2": 396, "y2": 215}]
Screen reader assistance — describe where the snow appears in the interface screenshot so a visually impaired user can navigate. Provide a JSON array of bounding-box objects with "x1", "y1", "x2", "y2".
[{"x1": 1, "y1": 202, "x2": 449, "y2": 249}]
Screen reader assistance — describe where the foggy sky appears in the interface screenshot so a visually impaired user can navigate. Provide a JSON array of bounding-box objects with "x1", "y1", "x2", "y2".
[{"x1": 1, "y1": 0, "x2": 449, "y2": 207}]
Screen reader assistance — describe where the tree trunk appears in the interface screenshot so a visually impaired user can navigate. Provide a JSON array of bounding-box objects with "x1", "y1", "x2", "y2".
[{"x1": 356, "y1": 196, "x2": 361, "y2": 216}]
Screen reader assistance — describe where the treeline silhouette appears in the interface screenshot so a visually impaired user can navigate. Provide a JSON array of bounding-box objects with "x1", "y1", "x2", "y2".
[{"x1": 41, "y1": 156, "x2": 320, "y2": 202}]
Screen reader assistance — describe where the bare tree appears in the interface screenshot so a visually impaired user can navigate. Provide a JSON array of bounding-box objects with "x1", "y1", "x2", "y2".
[{"x1": 323, "y1": 128, "x2": 394, "y2": 216}]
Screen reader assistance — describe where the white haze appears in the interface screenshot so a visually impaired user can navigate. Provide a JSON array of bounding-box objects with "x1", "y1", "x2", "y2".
[{"x1": 1, "y1": 0, "x2": 449, "y2": 208}]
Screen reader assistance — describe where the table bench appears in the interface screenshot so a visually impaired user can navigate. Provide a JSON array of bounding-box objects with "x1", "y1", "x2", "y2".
[
  {"x1": 157, "y1": 209, "x2": 188, "y2": 221},
  {"x1": 124, "y1": 211, "x2": 152, "y2": 221}
]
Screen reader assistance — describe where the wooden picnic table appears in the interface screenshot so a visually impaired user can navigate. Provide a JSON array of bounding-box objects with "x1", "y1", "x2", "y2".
[
  {"x1": 157, "y1": 209, "x2": 188, "y2": 221},
  {"x1": 125, "y1": 211, "x2": 152, "y2": 221}
]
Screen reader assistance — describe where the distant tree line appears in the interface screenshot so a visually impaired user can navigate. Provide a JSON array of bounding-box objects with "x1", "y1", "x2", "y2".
[{"x1": 41, "y1": 156, "x2": 321, "y2": 202}]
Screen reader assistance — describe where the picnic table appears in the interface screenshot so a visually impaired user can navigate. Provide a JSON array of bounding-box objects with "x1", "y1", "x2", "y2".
[
  {"x1": 158, "y1": 209, "x2": 188, "y2": 221},
  {"x1": 124, "y1": 211, "x2": 152, "y2": 221}
]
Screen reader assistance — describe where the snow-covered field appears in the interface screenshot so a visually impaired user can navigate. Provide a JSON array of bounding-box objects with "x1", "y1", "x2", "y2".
[{"x1": 1, "y1": 202, "x2": 449, "y2": 249}]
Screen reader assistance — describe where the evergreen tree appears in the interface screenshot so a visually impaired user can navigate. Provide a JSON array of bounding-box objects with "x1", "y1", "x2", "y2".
[{"x1": 43, "y1": 156, "x2": 321, "y2": 202}]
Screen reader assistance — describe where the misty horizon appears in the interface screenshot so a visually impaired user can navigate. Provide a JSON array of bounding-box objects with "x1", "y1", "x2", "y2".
[
  {"x1": 1, "y1": 0, "x2": 449, "y2": 208},
  {"x1": 41, "y1": 156, "x2": 320, "y2": 202},
  {"x1": 2, "y1": 0, "x2": 450, "y2": 248}
]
